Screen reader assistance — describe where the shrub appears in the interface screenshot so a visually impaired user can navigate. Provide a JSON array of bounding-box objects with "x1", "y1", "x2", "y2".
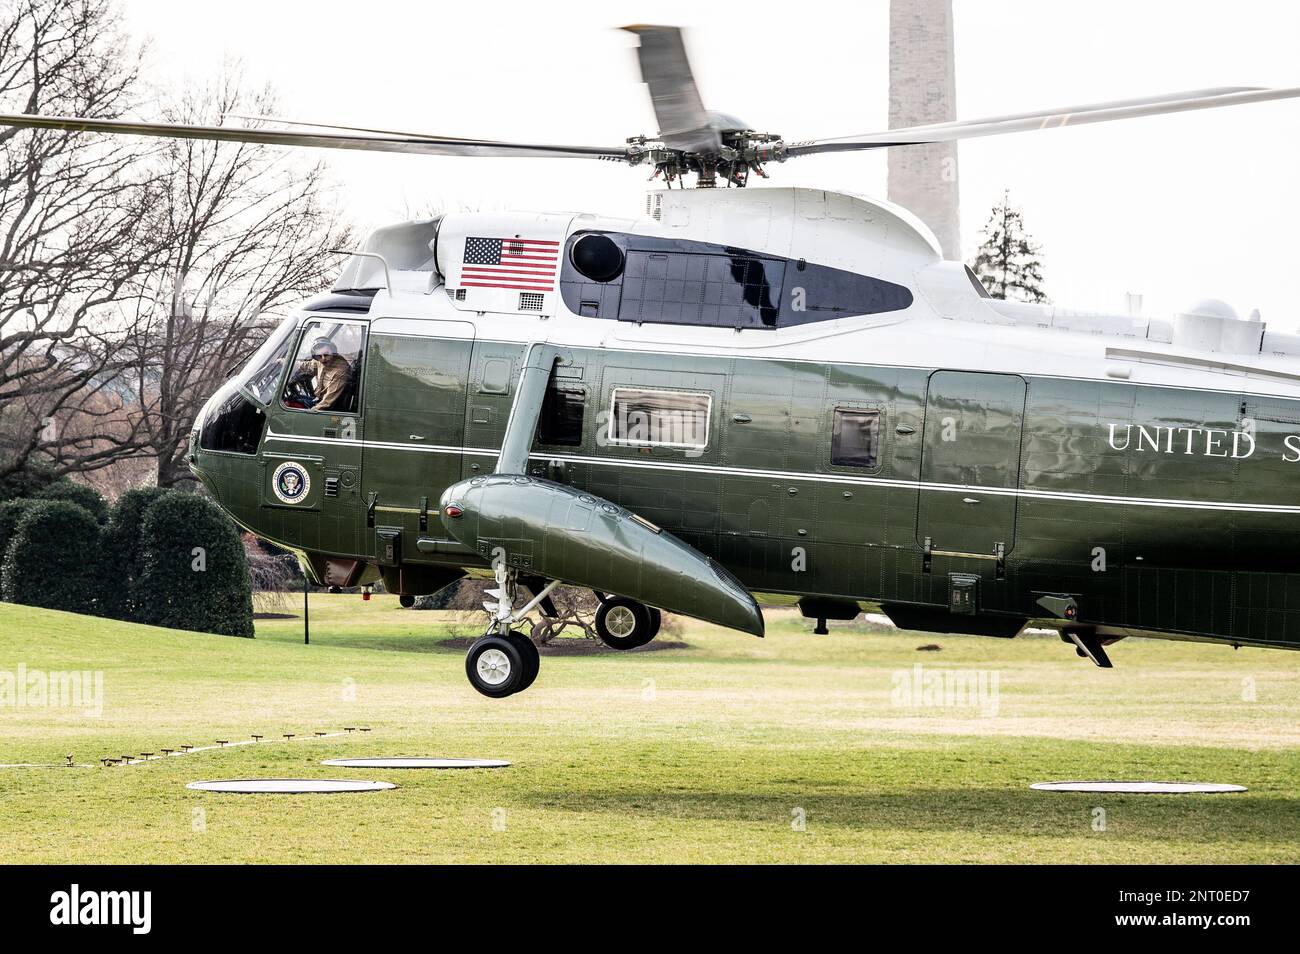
[
  {"x1": 32, "y1": 480, "x2": 108, "y2": 523},
  {"x1": 0, "y1": 462, "x2": 62, "y2": 503},
  {"x1": 0, "y1": 501, "x2": 103, "y2": 614},
  {"x1": 411, "y1": 578, "x2": 469, "y2": 610},
  {"x1": 0, "y1": 498, "x2": 42, "y2": 566},
  {"x1": 134, "y1": 494, "x2": 254, "y2": 637},
  {"x1": 98, "y1": 487, "x2": 170, "y2": 620}
]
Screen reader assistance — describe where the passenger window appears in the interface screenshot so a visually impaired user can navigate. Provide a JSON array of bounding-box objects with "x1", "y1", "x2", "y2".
[
  {"x1": 609, "y1": 388, "x2": 711, "y2": 450},
  {"x1": 537, "y1": 386, "x2": 585, "y2": 447},
  {"x1": 620, "y1": 250, "x2": 782, "y2": 328},
  {"x1": 832, "y1": 408, "x2": 880, "y2": 468},
  {"x1": 281, "y1": 321, "x2": 366, "y2": 414}
]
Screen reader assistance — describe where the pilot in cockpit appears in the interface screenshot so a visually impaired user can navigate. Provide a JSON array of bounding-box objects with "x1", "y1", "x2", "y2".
[{"x1": 296, "y1": 337, "x2": 352, "y2": 412}]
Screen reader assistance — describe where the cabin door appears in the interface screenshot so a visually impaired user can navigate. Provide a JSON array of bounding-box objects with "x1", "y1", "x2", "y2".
[
  {"x1": 360, "y1": 319, "x2": 476, "y2": 561},
  {"x1": 916, "y1": 371, "x2": 1026, "y2": 558}
]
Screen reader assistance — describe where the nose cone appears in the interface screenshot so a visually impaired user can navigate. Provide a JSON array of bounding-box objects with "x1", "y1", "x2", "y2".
[{"x1": 440, "y1": 475, "x2": 763, "y2": 636}]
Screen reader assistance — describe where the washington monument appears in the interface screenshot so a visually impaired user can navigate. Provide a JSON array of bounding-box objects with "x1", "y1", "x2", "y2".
[{"x1": 888, "y1": 0, "x2": 960, "y2": 259}]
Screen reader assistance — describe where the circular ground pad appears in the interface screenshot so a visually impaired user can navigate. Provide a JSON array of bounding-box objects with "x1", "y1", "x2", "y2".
[
  {"x1": 186, "y1": 778, "x2": 396, "y2": 793},
  {"x1": 321, "y1": 757, "x2": 510, "y2": 769},
  {"x1": 1031, "y1": 781, "x2": 1246, "y2": 794}
]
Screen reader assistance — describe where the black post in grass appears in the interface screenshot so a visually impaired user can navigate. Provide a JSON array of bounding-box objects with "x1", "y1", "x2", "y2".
[{"x1": 304, "y1": 571, "x2": 310, "y2": 645}]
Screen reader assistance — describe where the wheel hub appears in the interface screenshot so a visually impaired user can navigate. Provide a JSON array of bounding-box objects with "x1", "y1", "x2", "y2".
[
  {"x1": 476, "y1": 648, "x2": 512, "y2": 686},
  {"x1": 606, "y1": 605, "x2": 638, "y2": 638}
]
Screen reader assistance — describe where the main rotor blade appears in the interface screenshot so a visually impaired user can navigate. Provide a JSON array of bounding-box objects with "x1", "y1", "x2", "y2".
[
  {"x1": 226, "y1": 113, "x2": 496, "y2": 143},
  {"x1": 623, "y1": 24, "x2": 721, "y2": 154},
  {"x1": 786, "y1": 86, "x2": 1300, "y2": 156},
  {"x1": 0, "y1": 113, "x2": 631, "y2": 160},
  {"x1": 877, "y1": 87, "x2": 1263, "y2": 135}
]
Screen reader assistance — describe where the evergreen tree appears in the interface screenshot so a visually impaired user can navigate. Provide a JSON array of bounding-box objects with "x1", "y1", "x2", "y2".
[{"x1": 969, "y1": 191, "x2": 1048, "y2": 303}]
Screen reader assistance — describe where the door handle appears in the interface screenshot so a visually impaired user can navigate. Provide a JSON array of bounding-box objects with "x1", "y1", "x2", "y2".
[
  {"x1": 962, "y1": 497, "x2": 980, "y2": 505},
  {"x1": 547, "y1": 459, "x2": 566, "y2": 482}
]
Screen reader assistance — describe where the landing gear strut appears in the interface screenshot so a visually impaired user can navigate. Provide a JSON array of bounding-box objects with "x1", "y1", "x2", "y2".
[{"x1": 463, "y1": 564, "x2": 554, "y2": 698}]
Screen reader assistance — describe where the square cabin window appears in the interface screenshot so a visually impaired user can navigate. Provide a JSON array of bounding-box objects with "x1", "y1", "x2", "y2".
[
  {"x1": 832, "y1": 408, "x2": 880, "y2": 468},
  {"x1": 609, "y1": 388, "x2": 711, "y2": 450}
]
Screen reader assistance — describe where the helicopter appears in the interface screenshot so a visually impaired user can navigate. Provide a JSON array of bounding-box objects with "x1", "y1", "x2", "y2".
[{"x1": 6, "y1": 25, "x2": 1300, "y2": 698}]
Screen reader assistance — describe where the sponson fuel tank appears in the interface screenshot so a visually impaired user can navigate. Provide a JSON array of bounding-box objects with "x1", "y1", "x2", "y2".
[{"x1": 439, "y1": 474, "x2": 764, "y2": 636}]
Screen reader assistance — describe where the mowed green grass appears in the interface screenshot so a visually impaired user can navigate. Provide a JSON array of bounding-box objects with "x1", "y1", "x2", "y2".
[{"x1": 1, "y1": 595, "x2": 1298, "y2": 863}]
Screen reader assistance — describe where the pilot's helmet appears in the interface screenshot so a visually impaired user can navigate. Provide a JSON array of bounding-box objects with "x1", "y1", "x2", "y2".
[{"x1": 310, "y1": 337, "x2": 338, "y2": 360}]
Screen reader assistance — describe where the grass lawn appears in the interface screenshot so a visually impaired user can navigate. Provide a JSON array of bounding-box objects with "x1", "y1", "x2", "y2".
[{"x1": 1, "y1": 594, "x2": 1298, "y2": 863}]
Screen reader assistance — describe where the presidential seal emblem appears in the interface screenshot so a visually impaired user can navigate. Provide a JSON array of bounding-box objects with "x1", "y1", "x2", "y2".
[{"x1": 271, "y1": 461, "x2": 310, "y2": 504}]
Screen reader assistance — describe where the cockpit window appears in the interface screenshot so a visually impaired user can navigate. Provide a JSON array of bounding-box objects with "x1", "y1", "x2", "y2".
[
  {"x1": 240, "y1": 317, "x2": 297, "y2": 406},
  {"x1": 199, "y1": 380, "x2": 264, "y2": 455},
  {"x1": 281, "y1": 320, "x2": 366, "y2": 415}
]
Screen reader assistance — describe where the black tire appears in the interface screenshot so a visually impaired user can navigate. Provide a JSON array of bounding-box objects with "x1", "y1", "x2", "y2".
[
  {"x1": 647, "y1": 607, "x2": 662, "y2": 638},
  {"x1": 594, "y1": 598, "x2": 654, "y2": 650},
  {"x1": 465, "y1": 635, "x2": 526, "y2": 698},
  {"x1": 505, "y1": 630, "x2": 540, "y2": 691}
]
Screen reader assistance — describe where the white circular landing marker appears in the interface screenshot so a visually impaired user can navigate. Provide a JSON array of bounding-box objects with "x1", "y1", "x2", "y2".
[
  {"x1": 186, "y1": 778, "x2": 396, "y2": 794},
  {"x1": 321, "y1": 757, "x2": 510, "y2": 769},
  {"x1": 1031, "y1": 781, "x2": 1246, "y2": 794}
]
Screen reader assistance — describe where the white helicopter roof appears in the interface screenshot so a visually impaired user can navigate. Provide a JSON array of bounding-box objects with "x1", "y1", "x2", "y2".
[{"x1": 328, "y1": 185, "x2": 1300, "y2": 400}]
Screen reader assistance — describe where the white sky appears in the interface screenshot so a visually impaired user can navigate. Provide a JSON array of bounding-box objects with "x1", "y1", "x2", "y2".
[{"x1": 120, "y1": 0, "x2": 1300, "y2": 326}]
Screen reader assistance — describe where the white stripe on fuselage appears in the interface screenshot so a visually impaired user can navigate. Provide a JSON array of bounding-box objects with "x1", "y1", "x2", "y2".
[{"x1": 263, "y1": 430, "x2": 1300, "y2": 515}]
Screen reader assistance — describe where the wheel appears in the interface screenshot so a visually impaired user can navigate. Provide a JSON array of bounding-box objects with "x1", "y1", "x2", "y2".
[
  {"x1": 505, "y1": 630, "x2": 540, "y2": 691},
  {"x1": 465, "y1": 635, "x2": 526, "y2": 698},
  {"x1": 647, "y1": 607, "x2": 662, "y2": 638},
  {"x1": 594, "y1": 598, "x2": 654, "y2": 650}
]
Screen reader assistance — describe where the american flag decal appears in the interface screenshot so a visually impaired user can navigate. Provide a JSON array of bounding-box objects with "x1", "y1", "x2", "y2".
[{"x1": 461, "y1": 236, "x2": 559, "y2": 291}]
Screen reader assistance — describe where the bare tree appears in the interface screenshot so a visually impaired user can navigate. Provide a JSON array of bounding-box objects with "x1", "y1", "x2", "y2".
[
  {"x1": 0, "y1": 0, "x2": 159, "y2": 479},
  {"x1": 1, "y1": 2, "x2": 352, "y2": 489},
  {"x1": 117, "y1": 71, "x2": 352, "y2": 487}
]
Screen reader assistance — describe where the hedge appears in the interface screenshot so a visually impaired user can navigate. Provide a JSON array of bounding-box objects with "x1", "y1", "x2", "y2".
[
  {"x1": 0, "y1": 498, "x2": 42, "y2": 565},
  {"x1": 0, "y1": 500, "x2": 103, "y2": 614},
  {"x1": 98, "y1": 487, "x2": 170, "y2": 621},
  {"x1": 0, "y1": 463, "x2": 62, "y2": 503},
  {"x1": 32, "y1": 481, "x2": 108, "y2": 523},
  {"x1": 134, "y1": 493, "x2": 254, "y2": 637}
]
